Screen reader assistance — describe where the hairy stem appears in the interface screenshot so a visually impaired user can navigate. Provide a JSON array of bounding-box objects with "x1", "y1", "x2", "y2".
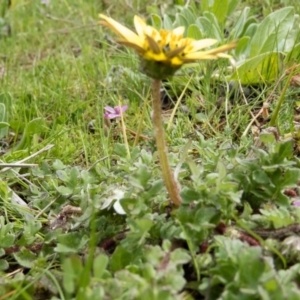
[{"x1": 151, "y1": 79, "x2": 181, "y2": 207}]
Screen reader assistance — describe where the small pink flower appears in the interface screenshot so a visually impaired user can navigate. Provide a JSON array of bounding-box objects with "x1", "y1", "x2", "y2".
[
  {"x1": 293, "y1": 200, "x2": 300, "y2": 207},
  {"x1": 104, "y1": 105, "x2": 128, "y2": 119}
]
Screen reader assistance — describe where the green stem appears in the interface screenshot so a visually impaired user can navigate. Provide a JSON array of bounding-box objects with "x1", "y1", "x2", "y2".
[
  {"x1": 151, "y1": 79, "x2": 181, "y2": 207},
  {"x1": 77, "y1": 208, "x2": 97, "y2": 300},
  {"x1": 134, "y1": 93, "x2": 148, "y2": 147},
  {"x1": 232, "y1": 214, "x2": 286, "y2": 269},
  {"x1": 269, "y1": 71, "x2": 294, "y2": 128},
  {"x1": 119, "y1": 99, "x2": 130, "y2": 159}
]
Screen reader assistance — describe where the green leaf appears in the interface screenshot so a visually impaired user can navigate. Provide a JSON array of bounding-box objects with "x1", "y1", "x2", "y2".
[
  {"x1": 196, "y1": 206, "x2": 221, "y2": 225},
  {"x1": 239, "y1": 248, "x2": 265, "y2": 286},
  {"x1": 56, "y1": 170, "x2": 69, "y2": 182},
  {"x1": 179, "y1": 7, "x2": 196, "y2": 25},
  {"x1": 274, "y1": 192, "x2": 290, "y2": 206},
  {"x1": 93, "y1": 254, "x2": 109, "y2": 279},
  {"x1": 56, "y1": 185, "x2": 73, "y2": 195},
  {"x1": 62, "y1": 255, "x2": 83, "y2": 294},
  {"x1": 174, "y1": 0, "x2": 185, "y2": 4},
  {"x1": 13, "y1": 249, "x2": 36, "y2": 268},
  {"x1": 196, "y1": 12, "x2": 222, "y2": 40},
  {"x1": 151, "y1": 14, "x2": 161, "y2": 30},
  {"x1": 55, "y1": 232, "x2": 88, "y2": 253},
  {"x1": 110, "y1": 245, "x2": 135, "y2": 272},
  {"x1": 226, "y1": 190, "x2": 243, "y2": 204},
  {"x1": 0, "y1": 234, "x2": 15, "y2": 248},
  {"x1": 230, "y1": 7, "x2": 251, "y2": 39},
  {"x1": 200, "y1": 0, "x2": 210, "y2": 11},
  {"x1": 132, "y1": 165, "x2": 152, "y2": 189},
  {"x1": 52, "y1": 159, "x2": 66, "y2": 170},
  {"x1": 0, "y1": 103, "x2": 6, "y2": 122},
  {"x1": 12, "y1": 117, "x2": 46, "y2": 151},
  {"x1": 261, "y1": 207, "x2": 293, "y2": 227},
  {"x1": 231, "y1": 52, "x2": 284, "y2": 84},
  {"x1": 135, "y1": 218, "x2": 153, "y2": 233},
  {"x1": 207, "y1": 0, "x2": 229, "y2": 24},
  {"x1": 113, "y1": 143, "x2": 128, "y2": 158},
  {"x1": 0, "y1": 121, "x2": 9, "y2": 128},
  {"x1": 274, "y1": 139, "x2": 293, "y2": 161},
  {"x1": 145, "y1": 180, "x2": 164, "y2": 198},
  {"x1": 141, "y1": 263, "x2": 156, "y2": 280},
  {"x1": 217, "y1": 161, "x2": 227, "y2": 181},
  {"x1": 244, "y1": 22, "x2": 258, "y2": 38},
  {"x1": 252, "y1": 170, "x2": 271, "y2": 184},
  {"x1": 119, "y1": 198, "x2": 143, "y2": 215},
  {"x1": 175, "y1": 14, "x2": 189, "y2": 28},
  {"x1": 250, "y1": 7, "x2": 295, "y2": 56},
  {"x1": 201, "y1": 0, "x2": 229, "y2": 23},
  {"x1": 68, "y1": 167, "x2": 80, "y2": 188},
  {"x1": 286, "y1": 43, "x2": 300, "y2": 62},
  {"x1": 240, "y1": 202, "x2": 253, "y2": 219},
  {"x1": 0, "y1": 103, "x2": 9, "y2": 139},
  {"x1": 226, "y1": 0, "x2": 240, "y2": 17},
  {"x1": 187, "y1": 24, "x2": 202, "y2": 40},
  {"x1": 162, "y1": 239, "x2": 172, "y2": 252},
  {"x1": 17, "y1": 220, "x2": 42, "y2": 246},
  {"x1": 259, "y1": 132, "x2": 277, "y2": 145},
  {"x1": 281, "y1": 169, "x2": 300, "y2": 187},
  {"x1": 170, "y1": 248, "x2": 191, "y2": 265},
  {"x1": 0, "y1": 259, "x2": 8, "y2": 271},
  {"x1": 163, "y1": 14, "x2": 173, "y2": 30},
  {"x1": 180, "y1": 188, "x2": 201, "y2": 203},
  {"x1": 62, "y1": 261, "x2": 75, "y2": 294}
]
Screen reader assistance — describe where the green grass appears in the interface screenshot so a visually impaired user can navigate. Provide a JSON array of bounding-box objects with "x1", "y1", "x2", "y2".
[{"x1": 1, "y1": 0, "x2": 300, "y2": 299}]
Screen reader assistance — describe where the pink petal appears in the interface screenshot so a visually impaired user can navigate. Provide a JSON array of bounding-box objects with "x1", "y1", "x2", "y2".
[
  {"x1": 121, "y1": 105, "x2": 128, "y2": 112},
  {"x1": 104, "y1": 106, "x2": 116, "y2": 114},
  {"x1": 104, "y1": 113, "x2": 118, "y2": 119},
  {"x1": 114, "y1": 105, "x2": 128, "y2": 115},
  {"x1": 293, "y1": 200, "x2": 300, "y2": 207},
  {"x1": 114, "y1": 106, "x2": 121, "y2": 114}
]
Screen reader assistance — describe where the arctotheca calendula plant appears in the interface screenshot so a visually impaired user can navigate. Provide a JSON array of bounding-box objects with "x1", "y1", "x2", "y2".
[{"x1": 100, "y1": 14, "x2": 236, "y2": 207}]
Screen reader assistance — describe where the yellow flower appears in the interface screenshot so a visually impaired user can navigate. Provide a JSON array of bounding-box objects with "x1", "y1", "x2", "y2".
[{"x1": 99, "y1": 14, "x2": 236, "y2": 79}]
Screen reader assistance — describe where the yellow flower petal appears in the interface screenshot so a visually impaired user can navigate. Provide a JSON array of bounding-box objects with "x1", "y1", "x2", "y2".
[
  {"x1": 216, "y1": 53, "x2": 232, "y2": 58},
  {"x1": 145, "y1": 25, "x2": 160, "y2": 42},
  {"x1": 99, "y1": 14, "x2": 237, "y2": 79},
  {"x1": 204, "y1": 42, "x2": 237, "y2": 55},
  {"x1": 172, "y1": 26, "x2": 185, "y2": 38},
  {"x1": 99, "y1": 14, "x2": 143, "y2": 49},
  {"x1": 117, "y1": 40, "x2": 146, "y2": 53},
  {"x1": 184, "y1": 42, "x2": 237, "y2": 61},
  {"x1": 189, "y1": 39, "x2": 218, "y2": 52},
  {"x1": 134, "y1": 15, "x2": 147, "y2": 38},
  {"x1": 182, "y1": 54, "x2": 220, "y2": 62}
]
